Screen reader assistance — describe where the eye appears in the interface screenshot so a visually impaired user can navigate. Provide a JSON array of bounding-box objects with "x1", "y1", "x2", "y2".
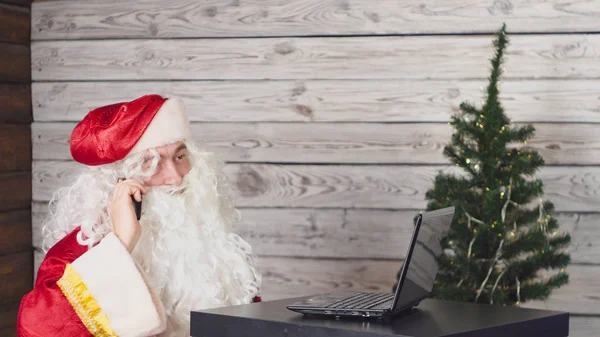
[{"x1": 176, "y1": 154, "x2": 186, "y2": 160}]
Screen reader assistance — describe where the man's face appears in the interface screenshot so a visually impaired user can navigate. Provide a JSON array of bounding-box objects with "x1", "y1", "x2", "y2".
[{"x1": 144, "y1": 141, "x2": 191, "y2": 187}]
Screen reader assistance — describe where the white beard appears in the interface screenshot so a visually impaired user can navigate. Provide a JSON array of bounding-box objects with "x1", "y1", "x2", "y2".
[
  {"x1": 130, "y1": 176, "x2": 261, "y2": 337},
  {"x1": 40, "y1": 144, "x2": 260, "y2": 337}
]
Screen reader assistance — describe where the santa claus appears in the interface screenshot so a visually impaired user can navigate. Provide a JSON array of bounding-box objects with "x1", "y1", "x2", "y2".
[{"x1": 17, "y1": 94, "x2": 262, "y2": 337}]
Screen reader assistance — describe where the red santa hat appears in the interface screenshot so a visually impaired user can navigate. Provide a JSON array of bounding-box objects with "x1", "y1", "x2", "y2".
[{"x1": 70, "y1": 94, "x2": 192, "y2": 166}]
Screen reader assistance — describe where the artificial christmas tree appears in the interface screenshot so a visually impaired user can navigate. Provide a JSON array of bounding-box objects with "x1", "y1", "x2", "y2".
[{"x1": 396, "y1": 24, "x2": 571, "y2": 305}]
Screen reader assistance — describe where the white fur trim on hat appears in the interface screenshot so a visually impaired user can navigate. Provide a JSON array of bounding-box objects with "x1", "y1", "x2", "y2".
[{"x1": 129, "y1": 97, "x2": 192, "y2": 156}]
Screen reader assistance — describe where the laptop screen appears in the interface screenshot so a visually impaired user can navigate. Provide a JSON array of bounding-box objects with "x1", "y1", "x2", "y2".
[{"x1": 393, "y1": 207, "x2": 454, "y2": 311}]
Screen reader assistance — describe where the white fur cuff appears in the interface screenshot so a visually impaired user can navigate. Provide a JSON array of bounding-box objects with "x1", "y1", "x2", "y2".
[
  {"x1": 129, "y1": 97, "x2": 193, "y2": 156},
  {"x1": 71, "y1": 233, "x2": 166, "y2": 337}
]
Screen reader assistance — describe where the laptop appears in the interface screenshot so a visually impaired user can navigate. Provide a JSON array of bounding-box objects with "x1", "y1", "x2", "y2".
[{"x1": 286, "y1": 206, "x2": 455, "y2": 319}]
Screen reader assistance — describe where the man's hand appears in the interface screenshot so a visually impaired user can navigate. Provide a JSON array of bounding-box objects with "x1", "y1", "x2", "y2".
[{"x1": 110, "y1": 178, "x2": 147, "y2": 253}]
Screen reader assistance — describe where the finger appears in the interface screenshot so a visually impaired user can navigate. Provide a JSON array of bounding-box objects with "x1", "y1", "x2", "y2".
[
  {"x1": 124, "y1": 185, "x2": 142, "y2": 199},
  {"x1": 133, "y1": 189, "x2": 142, "y2": 202},
  {"x1": 114, "y1": 184, "x2": 141, "y2": 201},
  {"x1": 122, "y1": 180, "x2": 148, "y2": 195},
  {"x1": 128, "y1": 179, "x2": 147, "y2": 193},
  {"x1": 129, "y1": 177, "x2": 145, "y2": 186},
  {"x1": 114, "y1": 179, "x2": 128, "y2": 196}
]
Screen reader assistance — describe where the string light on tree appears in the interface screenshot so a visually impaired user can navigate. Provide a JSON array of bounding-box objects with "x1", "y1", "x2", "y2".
[{"x1": 393, "y1": 23, "x2": 571, "y2": 306}]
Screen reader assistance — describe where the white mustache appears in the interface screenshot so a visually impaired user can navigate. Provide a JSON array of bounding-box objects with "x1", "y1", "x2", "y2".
[{"x1": 149, "y1": 180, "x2": 189, "y2": 197}]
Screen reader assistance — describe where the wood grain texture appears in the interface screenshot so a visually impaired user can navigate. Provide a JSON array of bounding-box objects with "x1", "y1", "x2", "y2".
[
  {"x1": 32, "y1": 80, "x2": 600, "y2": 123},
  {"x1": 0, "y1": 251, "x2": 32, "y2": 306},
  {"x1": 0, "y1": 124, "x2": 30, "y2": 172},
  {"x1": 24, "y1": 0, "x2": 600, "y2": 331},
  {"x1": 3, "y1": 0, "x2": 32, "y2": 6},
  {"x1": 31, "y1": 34, "x2": 600, "y2": 81},
  {"x1": 29, "y1": 202, "x2": 600, "y2": 264},
  {"x1": 260, "y1": 259, "x2": 600, "y2": 316},
  {"x1": 228, "y1": 164, "x2": 600, "y2": 212},
  {"x1": 258, "y1": 257, "x2": 398, "y2": 300},
  {"x1": 551, "y1": 213, "x2": 600, "y2": 265},
  {"x1": 0, "y1": 3, "x2": 29, "y2": 44},
  {"x1": 0, "y1": 42, "x2": 30, "y2": 83},
  {"x1": 0, "y1": 209, "x2": 31, "y2": 256},
  {"x1": 1, "y1": 1, "x2": 31, "y2": 328},
  {"x1": 31, "y1": 122, "x2": 600, "y2": 165},
  {"x1": 30, "y1": 0, "x2": 600, "y2": 40},
  {"x1": 0, "y1": 302, "x2": 19, "y2": 337},
  {"x1": 32, "y1": 161, "x2": 600, "y2": 212},
  {"x1": 0, "y1": 171, "x2": 30, "y2": 212},
  {"x1": 521, "y1": 264, "x2": 600, "y2": 315},
  {"x1": 0, "y1": 83, "x2": 31, "y2": 124},
  {"x1": 570, "y1": 317, "x2": 600, "y2": 337}
]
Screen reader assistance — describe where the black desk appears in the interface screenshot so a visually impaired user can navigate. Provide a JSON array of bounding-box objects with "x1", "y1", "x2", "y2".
[{"x1": 191, "y1": 296, "x2": 569, "y2": 337}]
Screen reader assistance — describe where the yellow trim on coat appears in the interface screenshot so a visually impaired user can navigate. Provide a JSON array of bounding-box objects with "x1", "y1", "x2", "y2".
[{"x1": 57, "y1": 264, "x2": 118, "y2": 337}]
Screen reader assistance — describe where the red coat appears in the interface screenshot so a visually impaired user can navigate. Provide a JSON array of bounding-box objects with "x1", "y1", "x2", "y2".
[
  {"x1": 18, "y1": 227, "x2": 261, "y2": 337},
  {"x1": 18, "y1": 228, "x2": 93, "y2": 337}
]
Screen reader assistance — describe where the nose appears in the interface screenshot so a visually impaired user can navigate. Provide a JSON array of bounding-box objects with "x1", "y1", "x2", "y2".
[{"x1": 162, "y1": 160, "x2": 183, "y2": 186}]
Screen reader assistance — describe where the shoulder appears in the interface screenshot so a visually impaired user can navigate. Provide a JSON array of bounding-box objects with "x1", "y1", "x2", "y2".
[{"x1": 44, "y1": 226, "x2": 89, "y2": 262}]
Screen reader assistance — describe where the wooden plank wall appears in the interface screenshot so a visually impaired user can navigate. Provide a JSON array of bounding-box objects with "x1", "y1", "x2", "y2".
[
  {"x1": 0, "y1": 0, "x2": 32, "y2": 335},
  {"x1": 31, "y1": 1, "x2": 600, "y2": 335}
]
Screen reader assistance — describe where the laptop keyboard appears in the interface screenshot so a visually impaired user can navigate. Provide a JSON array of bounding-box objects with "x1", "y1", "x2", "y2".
[{"x1": 324, "y1": 293, "x2": 395, "y2": 310}]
